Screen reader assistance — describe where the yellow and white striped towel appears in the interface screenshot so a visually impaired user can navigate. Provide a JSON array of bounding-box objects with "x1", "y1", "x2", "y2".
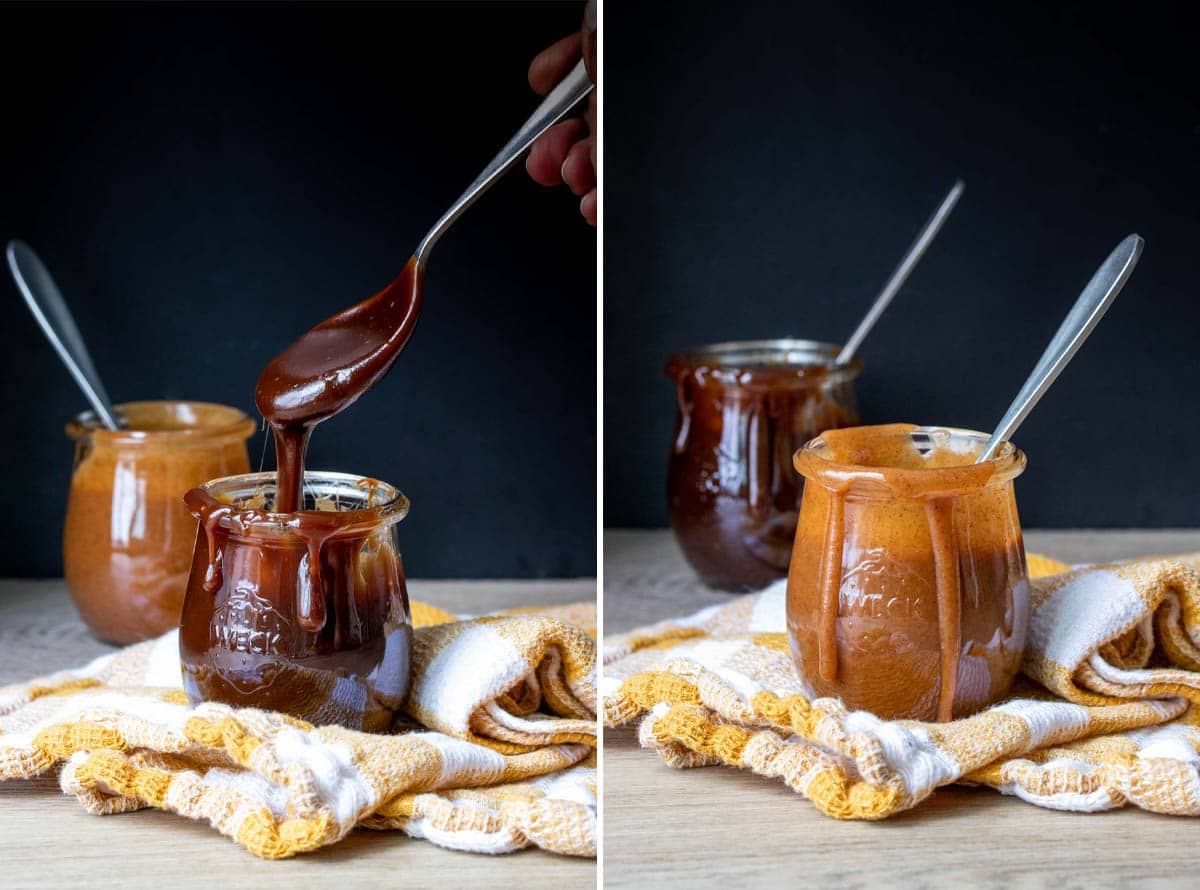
[
  {"x1": 0, "y1": 601, "x2": 596, "y2": 858},
  {"x1": 604, "y1": 553, "x2": 1200, "y2": 819}
]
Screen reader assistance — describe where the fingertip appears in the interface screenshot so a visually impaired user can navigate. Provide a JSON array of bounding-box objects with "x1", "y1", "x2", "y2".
[
  {"x1": 525, "y1": 152, "x2": 540, "y2": 182},
  {"x1": 561, "y1": 139, "x2": 596, "y2": 196},
  {"x1": 527, "y1": 59, "x2": 547, "y2": 95},
  {"x1": 527, "y1": 119, "x2": 586, "y2": 187},
  {"x1": 529, "y1": 33, "x2": 583, "y2": 95},
  {"x1": 580, "y1": 190, "x2": 597, "y2": 226},
  {"x1": 526, "y1": 139, "x2": 562, "y2": 187}
]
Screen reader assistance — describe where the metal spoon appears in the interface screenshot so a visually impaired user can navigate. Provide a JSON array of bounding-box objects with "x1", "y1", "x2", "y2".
[
  {"x1": 6, "y1": 240, "x2": 121, "y2": 429},
  {"x1": 415, "y1": 59, "x2": 592, "y2": 264},
  {"x1": 977, "y1": 234, "x2": 1143, "y2": 462},
  {"x1": 837, "y1": 180, "x2": 965, "y2": 366}
]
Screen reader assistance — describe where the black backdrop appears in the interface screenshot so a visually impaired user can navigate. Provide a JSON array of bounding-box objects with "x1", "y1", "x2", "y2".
[
  {"x1": 605, "y1": 1, "x2": 1200, "y2": 528},
  {"x1": 0, "y1": 2, "x2": 595, "y2": 578}
]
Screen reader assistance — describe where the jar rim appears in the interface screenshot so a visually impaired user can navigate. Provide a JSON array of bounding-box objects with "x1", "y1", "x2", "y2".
[
  {"x1": 794, "y1": 424, "x2": 1026, "y2": 497},
  {"x1": 666, "y1": 338, "x2": 862, "y2": 385},
  {"x1": 67, "y1": 401, "x2": 256, "y2": 445},
  {"x1": 200, "y1": 470, "x2": 410, "y2": 530}
]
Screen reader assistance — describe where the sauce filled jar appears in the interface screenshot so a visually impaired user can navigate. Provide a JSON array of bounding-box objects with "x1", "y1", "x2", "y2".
[
  {"x1": 787, "y1": 424, "x2": 1029, "y2": 722},
  {"x1": 180, "y1": 471, "x2": 412, "y2": 732},
  {"x1": 64, "y1": 401, "x2": 255, "y2": 644},
  {"x1": 666, "y1": 339, "x2": 862, "y2": 591}
]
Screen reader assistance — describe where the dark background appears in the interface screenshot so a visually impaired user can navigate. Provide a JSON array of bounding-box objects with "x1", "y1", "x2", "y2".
[
  {"x1": 0, "y1": 2, "x2": 596, "y2": 578},
  {"x1": 606, "y1": 2, "x2": 1200, "y2": 528}
]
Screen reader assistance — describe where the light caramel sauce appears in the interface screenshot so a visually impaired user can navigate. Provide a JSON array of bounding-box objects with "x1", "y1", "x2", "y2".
[
  {"x1": 924, "y1": 497, "x2": 962, "y2": 721},
  {"x1": 816, "y1": 490, "x2": 846, "y2": 682},
  {"x1": 801, "y1": 423, "x2": 1008, "y2": 721}
]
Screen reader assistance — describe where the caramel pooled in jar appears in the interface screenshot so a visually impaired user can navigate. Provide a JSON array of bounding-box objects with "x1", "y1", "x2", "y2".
[
  {"x1": 64, "y1": 401, "x2": 254, "y2": 644},
  {"x1": 786, "y1": 424, "x2": 1029, "y2": 721},
  {"x1": 179, "y1": 474, "x2": 412, "y2": 731},
  {"x1": 666, "y1": 341, "x2": 861, "y2": 591}
]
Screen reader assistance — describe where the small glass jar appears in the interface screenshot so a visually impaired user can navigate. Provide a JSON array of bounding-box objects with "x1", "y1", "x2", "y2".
[
  {"x1": 786, "y1": 424, "x2": 1029, "y2": 722},
  {"x1": 179, "y1": 471, "x2": 412, "y2": 732},
  {"x1": 666, "y1": 339, "x2": 861, "y2": 591},
  {"x1": 64, "y1": 401, "x2": 255, "y2": 644}
]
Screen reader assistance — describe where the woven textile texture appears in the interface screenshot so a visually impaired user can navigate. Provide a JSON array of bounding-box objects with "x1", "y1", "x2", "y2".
[
  {"x1": 0, "y1": 600, "x2": 596, "y2": 858},
  {"x1": 604, "y1": 553, "x2": 1200, "y2": 819}
]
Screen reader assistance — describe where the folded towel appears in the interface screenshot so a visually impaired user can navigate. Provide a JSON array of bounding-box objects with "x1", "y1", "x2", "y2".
[
  {"x1": 603, "y1": 553, "x2": 1200, "y2": 818},
  {"x1": 0, "y1": 601, "x2": 597, "y2": 858}
]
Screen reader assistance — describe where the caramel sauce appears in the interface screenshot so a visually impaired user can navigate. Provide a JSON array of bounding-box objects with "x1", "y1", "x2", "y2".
[
  {"x1": 179, "y1": 483, "x2": 411, "y2": 730},
  {"x1": 788, "y1": 424, "x2": 1028, "y2": 722},
  {"x1": 815, "y1": 489, "x2": 845, "y2": 682},
  {"x1": 177, "y1": 256, "x2": 423, "y2": 726},
  {"x1": 666, "y1": 354, "x2": 860, "y2": 591},
  {"x1": 63, "y1": 402, "x2": 254, "y2": 644},
  {"x1": 255, "y1": 257, "x2": 424, "y2": 513},
  {"x1": 925, "y1": 497, "x2": 962, "y2": 721}
]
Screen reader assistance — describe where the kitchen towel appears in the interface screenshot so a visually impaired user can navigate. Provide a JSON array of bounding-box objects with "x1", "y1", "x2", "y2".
[
  {"x1": 0, "y1": 600, "x2": 596, "y2": 858},
  {"x1": 604, "y1": 553, "x2": 1200, "y2": 819}
]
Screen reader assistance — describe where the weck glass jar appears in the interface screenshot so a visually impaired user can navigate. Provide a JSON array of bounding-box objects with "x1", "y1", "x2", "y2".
[
  {"x1": 786, "y1": 424, "x2": 1029, "y2": 722},
  {"x1": 179, "y1": 471, "x2": 412, "y2": 732},
  {"x1": 64, "y1": 401, "x2": 255, "y2": 644},
  {"x1": 666, "y1": 339, "x2": 862, "y2": 591}
]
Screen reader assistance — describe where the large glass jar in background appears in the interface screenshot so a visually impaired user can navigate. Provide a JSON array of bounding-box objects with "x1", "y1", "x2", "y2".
[
  {"x1": 179, "y1": 471, "x2": 412, "y2": 732},
  {"x1": 64, "y1": 401, "x2": 255, "y2": 644},
  {"x1": 787, "y1": 424, "x2": 1029, "y2": 722},
  {"x1": 666, "y1": 340, "x2": 862, "y2": 591}
]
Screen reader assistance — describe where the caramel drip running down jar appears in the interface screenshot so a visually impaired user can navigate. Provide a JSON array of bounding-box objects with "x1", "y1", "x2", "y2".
[
  {"x1": 786, "y1": 424, "x2": 1029, "y2": 722},
  {"x1": 63, "y1": 401, "x2": 255, "y2": 644},
  {"x1": 667, "y1": 340, "x2": 861, "y2": 591},
  {"x1": 179, "y1": 471, "x2": 413, "y2": 732}
]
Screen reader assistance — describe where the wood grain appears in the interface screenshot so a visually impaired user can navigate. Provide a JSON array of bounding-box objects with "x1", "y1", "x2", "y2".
[
  {"x1": 0, "y1": 577, "x2": 596, "y2": 890},
  {"x1": 603, "y1": 529, "x2": 1200, "y2": 889}
]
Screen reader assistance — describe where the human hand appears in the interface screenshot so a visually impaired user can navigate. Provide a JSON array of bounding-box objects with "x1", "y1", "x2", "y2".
[{"x1": 526, "y1": 0, "x2": 597, "y2": 225}]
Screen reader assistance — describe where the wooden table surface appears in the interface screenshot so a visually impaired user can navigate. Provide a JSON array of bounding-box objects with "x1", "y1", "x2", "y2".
[
  {"x1": 603, "y1": 529, "x2": 1200, "y2": 889},
  {"x1": 0, "y1": 577, "x2": 597, "y2": 890}
]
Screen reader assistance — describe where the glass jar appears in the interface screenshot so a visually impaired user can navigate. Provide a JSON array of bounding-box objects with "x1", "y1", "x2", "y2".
[
  {"x1": 786, "y1": 424, "x2": 1029, "y2": 722},
  {"x1": 179, "y1": 471, "x2": 412, "y2": 732},
  {"x1": 64, "y1": 401, "x2": 255, "y2": 644},
  {"x1": 666, "y1": 339, "x2": 861, "y2": 591}
]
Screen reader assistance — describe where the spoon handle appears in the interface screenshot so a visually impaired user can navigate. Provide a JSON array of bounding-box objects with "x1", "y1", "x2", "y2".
[
  {"x1": 977, "y1": 234, "x2": 1143, "y2": 463},
  {"x1": 415, "y1": 59, "x2": 593, "y2": 265},
  {"x1": 6, "y1": 240, "x2": 121, "y2": 430},
  {"x1": 837, "y1": 180, "x2": 965, "y2": 366}
]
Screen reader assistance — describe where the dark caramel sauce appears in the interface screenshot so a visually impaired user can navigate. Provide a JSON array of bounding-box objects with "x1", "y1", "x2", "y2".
[
  {"x1": 179, "y1": 257, "x2": 423, "y2": 726},
  {"x1": 666, "y1": 358, "x2": 859, "y2": 591},
  {"x1": 191, "y1": 255, "x2": 423, "y2": 640},
  {"x1": 179, "y1": 484, "x2": 411, "y2": 729},
  {"x1": 255, "y1": 256, "x2": 424, "y2": 513}
]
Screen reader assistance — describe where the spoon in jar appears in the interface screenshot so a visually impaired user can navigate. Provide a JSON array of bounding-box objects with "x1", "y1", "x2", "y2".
[
  {"x1": 837, "y1": 180, "x2": 965, "y2": 366},
  {"x1": 6, "y1": 240, "x2": 121, "y2": 429},
  {"x1": 977, "y1": 233, "x2": 1143, "y2": 462}
]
